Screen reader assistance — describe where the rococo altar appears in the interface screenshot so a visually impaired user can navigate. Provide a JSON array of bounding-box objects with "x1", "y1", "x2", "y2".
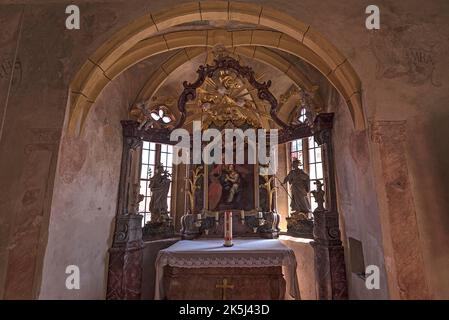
[{"x1": 106, "y1": 54, "x2": 348, "y2": 300}]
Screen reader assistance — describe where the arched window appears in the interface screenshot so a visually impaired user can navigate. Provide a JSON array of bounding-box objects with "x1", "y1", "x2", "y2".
[
  {"x1": 289, "y1": 136, "x2": 324, "y2": 214},
  {"x1": 139, "y1": 142, "x2": 173, "y2": 225}
]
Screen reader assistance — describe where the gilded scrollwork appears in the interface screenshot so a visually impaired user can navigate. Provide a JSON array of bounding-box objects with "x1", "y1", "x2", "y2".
[{"x1": 175, "y1": 56, "x2": 289, "y2": 130}]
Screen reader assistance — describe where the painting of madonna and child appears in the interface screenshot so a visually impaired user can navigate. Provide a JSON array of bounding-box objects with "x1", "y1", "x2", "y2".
[{"x1": 207, "y1": 163, "x2": 255, "y2": 212}]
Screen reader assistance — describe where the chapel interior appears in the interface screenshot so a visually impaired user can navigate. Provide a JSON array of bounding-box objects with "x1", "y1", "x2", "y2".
[{"x1": 0, "y1": 0, "x2": 448, "y2": 300}]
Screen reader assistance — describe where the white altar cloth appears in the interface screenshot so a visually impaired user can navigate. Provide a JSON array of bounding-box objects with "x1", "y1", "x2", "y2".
[{"x1": 154, "y1": 239, "x2": 300, "y2": 300}]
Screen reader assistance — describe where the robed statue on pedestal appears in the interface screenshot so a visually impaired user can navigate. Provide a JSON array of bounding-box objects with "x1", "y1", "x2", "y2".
[
  {"x1": 283, "y1": 159, "x2": 311, "y2": 214},
  {"x1": 149, "y1": 162, "x2": 171, "y2": 222}
]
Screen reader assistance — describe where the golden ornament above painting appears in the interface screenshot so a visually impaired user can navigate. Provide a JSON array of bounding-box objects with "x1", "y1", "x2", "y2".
[{"x1": 196, "y1": 69, "x2": 267, "y2": 129}]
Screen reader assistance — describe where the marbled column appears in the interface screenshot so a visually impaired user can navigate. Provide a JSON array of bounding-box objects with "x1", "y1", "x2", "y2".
[
  {"x1": 311, "y1": 114, "x2": 348, "y2": 300},
  {"x1": 311, "y1": 210, "x2": 347, "y2": 299},
  {"x1": 106, "y1": 214, "x2": 143, "y2": 300},
  {"x1": 106, "y1": 121, "x2": 144, "y2": 300}
]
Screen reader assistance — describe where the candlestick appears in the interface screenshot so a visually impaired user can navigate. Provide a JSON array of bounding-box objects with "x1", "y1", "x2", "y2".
[
  {"x1": 240, "y1": 210, "x2": 245, "y2": 225},
  {"x1": 223, "y1": 211, "x2": 233, "y2": 247},
  {"x1": 257, "y1": 211, "x2": 265, "y2": 226},
  {"x1": 195, "y1": 213, "x2": 202, "y2": 227}
]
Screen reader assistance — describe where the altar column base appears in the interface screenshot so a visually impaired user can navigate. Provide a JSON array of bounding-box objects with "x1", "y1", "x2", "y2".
[
  {"x1": 106, "y1": 214, "x2": 143, "y2": 300},
  {"x1": 311, "y1": 210, "x2": 348, "y2": 300}
]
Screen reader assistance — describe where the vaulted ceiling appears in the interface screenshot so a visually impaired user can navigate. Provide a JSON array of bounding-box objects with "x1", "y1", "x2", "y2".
[
  {"x1": 67, "y1": 1, "x2": 363, "y2": 135},
  {"x1": 114, "y1": 19, "x2": 336, "y2": 130}
]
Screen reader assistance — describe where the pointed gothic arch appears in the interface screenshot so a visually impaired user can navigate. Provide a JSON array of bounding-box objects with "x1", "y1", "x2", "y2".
[{"x1": 67, "y1": 1, "x2": 364, "y2": 136}]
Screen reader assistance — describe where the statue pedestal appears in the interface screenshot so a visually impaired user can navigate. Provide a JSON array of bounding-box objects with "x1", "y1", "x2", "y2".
[
  {"x1": 286, "y1": 214, "x2": 314, "y2": 239},
  {"x1": 142, "y1": 221, "x2": 175, "y2": 241},
  {"x1": 180, "y1": 213, "x2": 201, "y2": 240},
  {"x1": 311, "y1": 209, "x2": 348, "y2": 300},
  {"x1": 106, "y1": 214, "x2": 143, "y2": 300},
  {"x1": 258, "y1": 211, "x2": 281, "y2": 239}
]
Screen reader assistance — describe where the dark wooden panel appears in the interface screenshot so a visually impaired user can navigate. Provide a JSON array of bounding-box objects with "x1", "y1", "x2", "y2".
[{"x1": 164, "y1": 266, "x2": 285, "y2": 300}]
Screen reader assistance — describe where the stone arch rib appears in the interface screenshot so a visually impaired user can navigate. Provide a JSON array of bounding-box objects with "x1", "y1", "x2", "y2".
[{"x1": 68, "y1": 1, "x2": 363, "y2": 135}]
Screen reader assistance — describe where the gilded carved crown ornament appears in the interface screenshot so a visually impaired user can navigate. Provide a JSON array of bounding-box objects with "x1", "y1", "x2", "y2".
[
  {"x1": 174, "y1": 55, "x2": 290, "y2": 131},
  {"x1": 192, "y1": 69, "x2": 264, "y2": 129}
]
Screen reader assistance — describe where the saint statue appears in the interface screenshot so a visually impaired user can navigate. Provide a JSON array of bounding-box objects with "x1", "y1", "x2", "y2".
[
  {"x1": 148, "y1": 163, "x2": 171, "y2": 222},
  {"x1": 283, "y1": 159, "x2": 311, "y2": 214},
  {"x1": 224, "y1": 164, "x2": 241, "y2": 203},
  {"x1": 311, "y1": 180, "x2": 325, "y2": 211}
]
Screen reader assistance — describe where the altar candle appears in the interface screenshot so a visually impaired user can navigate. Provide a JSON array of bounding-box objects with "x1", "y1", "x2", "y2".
[
  {"x1": 224, "y1": 211, "x2": 233, "y2": 247},
  {"x1": 240, "y1": 210, "x2": 245, "y2": 225}
]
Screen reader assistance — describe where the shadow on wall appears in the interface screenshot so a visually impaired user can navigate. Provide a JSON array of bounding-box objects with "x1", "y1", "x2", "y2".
[
  {"x1": 141, "y1": 238, "x2": 180, "y2": 300},
  {"x1": 280, "y1": 235, "x2": 317, "y2": 300}
]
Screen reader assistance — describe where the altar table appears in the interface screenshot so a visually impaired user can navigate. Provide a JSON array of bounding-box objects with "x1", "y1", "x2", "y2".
[{"x1": 154, "y1": 239, "x2": 300, "y2": 300}]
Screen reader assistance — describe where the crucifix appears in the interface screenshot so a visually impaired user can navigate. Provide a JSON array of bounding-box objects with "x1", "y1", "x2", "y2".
[{"x1": 215, "y1": 278, "x2": 234, "y2": 300}]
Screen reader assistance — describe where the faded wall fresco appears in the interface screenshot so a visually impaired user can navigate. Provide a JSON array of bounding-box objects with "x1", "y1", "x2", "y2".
[
  {"x1": 332, "y1": 96, "x2": 389, "y2": 299},
  {"x1": 38, "y1": 79, "x2": 126, "y2": 299}
]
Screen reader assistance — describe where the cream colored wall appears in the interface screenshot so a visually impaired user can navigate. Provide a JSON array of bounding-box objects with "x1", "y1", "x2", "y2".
[
  {"x1": 37, "y1": 59, "x2": 161, "y2": 298},
  {"x1": 38, "y1": 78, "x2": 127, "y2": 299},
  {"x1": 141, "y1": 238, "x2": 179, "y2": 300},
  {"x1": 331, "y1": 94, "x2": 389, "y2": 299}
]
